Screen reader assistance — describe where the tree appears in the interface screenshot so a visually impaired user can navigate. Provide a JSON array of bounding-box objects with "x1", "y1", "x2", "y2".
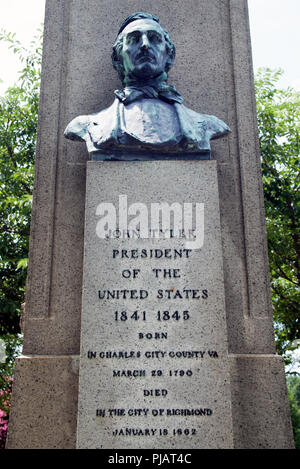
[
  {"x1": 0, "y1": 29, "x2": 42, "y2": 447},
  {"x1": 255, "y1": 69, "x2": 300, "y2": 364}
]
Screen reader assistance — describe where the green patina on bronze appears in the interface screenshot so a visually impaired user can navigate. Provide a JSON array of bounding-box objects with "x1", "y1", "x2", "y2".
[{"x1": 64, "y1": 12, "x2": 231, "y2": 159}]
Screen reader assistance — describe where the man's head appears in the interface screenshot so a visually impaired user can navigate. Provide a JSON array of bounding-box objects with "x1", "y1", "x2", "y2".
[{"x1": 112, "y1": 12, "x2": 176, "y2": 84}]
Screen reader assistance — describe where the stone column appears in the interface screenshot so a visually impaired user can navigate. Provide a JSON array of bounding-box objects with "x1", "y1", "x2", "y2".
[{"x1": 7, "y1": 0, "x2": 294, "y2": 448}]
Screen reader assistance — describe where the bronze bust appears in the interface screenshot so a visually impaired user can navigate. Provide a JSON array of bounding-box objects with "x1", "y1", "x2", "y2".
[{"x1": 64, "y1": 12, "x2": 231, "y2": 159}]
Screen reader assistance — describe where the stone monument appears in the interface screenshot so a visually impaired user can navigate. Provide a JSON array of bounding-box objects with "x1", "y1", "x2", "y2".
[
  {"x1": 64, "y1": 12, "x2": 231, "y2": 159},
  {"x1": 7, "y1": 0, "x2": 294, "y2": 449}
]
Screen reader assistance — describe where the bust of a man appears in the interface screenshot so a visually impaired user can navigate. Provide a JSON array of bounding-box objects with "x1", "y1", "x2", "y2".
[{"x1": 64, "y1": 12, "x2": 231, "y2": 159}]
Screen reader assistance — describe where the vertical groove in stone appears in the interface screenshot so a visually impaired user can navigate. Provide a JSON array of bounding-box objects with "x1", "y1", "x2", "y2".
[
  {"x1": 228, "y1": 0, "x2": 273, "y2": 321},
  {"x1": 48, "y1": 0, "x2": 72, "y2": 318},
  {"x1": 25, "y1": 0, "x2": 70, "y2": 320}
]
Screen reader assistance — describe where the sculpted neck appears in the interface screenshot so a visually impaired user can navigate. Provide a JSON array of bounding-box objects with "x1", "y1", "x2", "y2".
[{"x1": 122, "y1": 71, "x2": 168, "y2": 89}]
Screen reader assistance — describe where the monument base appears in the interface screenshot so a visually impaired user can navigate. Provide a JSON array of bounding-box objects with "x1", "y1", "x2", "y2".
[
  {"x1": 73, "y1": 160, "x2": 293, "y2": 449},
  {"x1": 6, "y1": 354, "x2": 293, "y2": 448},
  {"x1": 6, "y1": 355, "x2": 79, "y2": 449},
  {"x1": 230, "y1": 354, "x2": 294, "y2": 449},
  {"x1": 6, "y1": 160, "x2": 294, "y2": 449},
  {"x1": 77, "y1": 160, "x2": 234, "y2": 448}
]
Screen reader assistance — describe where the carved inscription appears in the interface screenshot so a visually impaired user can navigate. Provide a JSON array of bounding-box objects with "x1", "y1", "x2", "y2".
[
  {"x1": 83, "y1": 240, "x2": 223, "y2": 441},
  {"x1": 77, "y1": 163, "x2": 233, "y2": 448}
]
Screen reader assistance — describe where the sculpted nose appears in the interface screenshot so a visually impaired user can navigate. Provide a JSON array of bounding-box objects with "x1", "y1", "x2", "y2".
[{"x1": 141, "y1": 34, "x2": 150, "y2": 49}]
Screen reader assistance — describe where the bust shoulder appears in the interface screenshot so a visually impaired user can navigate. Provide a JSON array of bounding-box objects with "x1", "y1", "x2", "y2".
[
  {"x1": 64, "y1": 99, "x2": 231, "y2": 155},
  {"x1": 181, "y1": 105, "x2": 231, "y2": 139},
  {"x1": 64, "y1": 114, "x2": 92, "y2": 141},
  {"x1": 64, "y1": 101, "x2": 119, "y2": 143}
]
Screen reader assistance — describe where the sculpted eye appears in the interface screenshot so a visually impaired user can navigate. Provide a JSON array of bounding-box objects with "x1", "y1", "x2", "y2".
[
  {"x1": 127, "y1": 33, "x2": 140, "y2": 44},
  {"x1": 149, "y1": 32, "x2": 162, "y2": 43},
  {"x1": 150, "y1": 31, "x2": 163, "y2": 43}
]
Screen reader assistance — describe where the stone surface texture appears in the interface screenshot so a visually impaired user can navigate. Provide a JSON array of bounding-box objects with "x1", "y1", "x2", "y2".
[
  {"x1": 7, "y1": 0, "x2": 294, "y2": 449},
  {"x1": 77, "y1": 161, "x2": 234, "y2": 448},
  {"x1": 230, "y1": 355, "x2": 294, "y2": 448},
  {"x1": 21, "y1": 0, "x2": 275, "y2": 356},
  {"x1": 7, "y1": 356, "x2": 79, "y2": 449}
]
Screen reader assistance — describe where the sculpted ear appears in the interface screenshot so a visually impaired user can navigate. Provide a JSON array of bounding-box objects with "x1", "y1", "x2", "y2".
[
  {"x1": 165, "y1": 41, "x2": 176, "y2": 72},
  {"x1": 111, "y1": 48, "x2": 120, "y2": 71},
  {"x1": 112, "y1": 38, "x2": 125, "y2": 82}
]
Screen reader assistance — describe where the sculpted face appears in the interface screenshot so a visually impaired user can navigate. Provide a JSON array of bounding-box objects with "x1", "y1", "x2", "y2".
[{"x1": 120, "y1": 19, "x2": 168, "y2": 81}]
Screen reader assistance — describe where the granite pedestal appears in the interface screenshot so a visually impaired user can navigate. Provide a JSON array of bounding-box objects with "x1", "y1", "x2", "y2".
[{"x1": 77, "y1": 161, "x2": 233, "y2": 448}]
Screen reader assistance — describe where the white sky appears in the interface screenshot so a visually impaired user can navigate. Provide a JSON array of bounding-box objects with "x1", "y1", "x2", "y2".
[
  {"x1": 0, "y1": 0, "x2": 46, "y2": 94},
  {"x1": 0, "y1": 0, "x2": 299, "y2": 94},
  {"x1": 248, "y1": 0, "x2": 300, "y2": 91}
]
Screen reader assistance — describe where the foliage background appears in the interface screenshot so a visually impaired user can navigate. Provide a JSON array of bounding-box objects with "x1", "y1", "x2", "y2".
[
  {"x1": 0, "y1": 30, "x2": 42, "y2": 448},
  {"x1": 255, "y1": 69, "x2": 300, "y2": 364}
]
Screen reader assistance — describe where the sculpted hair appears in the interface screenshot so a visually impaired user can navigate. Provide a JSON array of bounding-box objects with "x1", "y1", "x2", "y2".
[{"x1": 112, "y1": 12, "x2": 176, "y2": 83}]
